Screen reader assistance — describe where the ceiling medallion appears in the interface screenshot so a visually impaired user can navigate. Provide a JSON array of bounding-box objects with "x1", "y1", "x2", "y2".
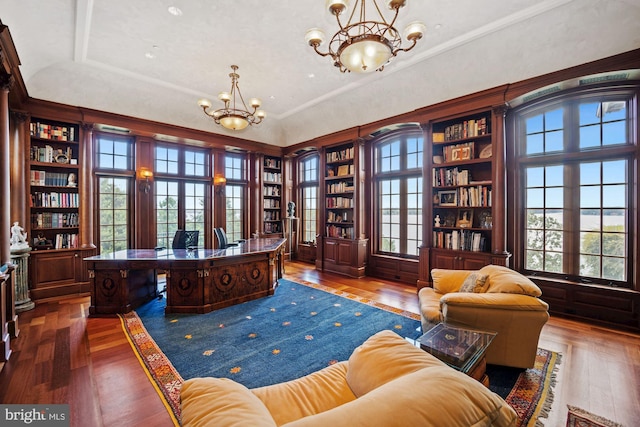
[
  {"x1": 197, "y1": 65, "x2": 266, "y2": 131},
  {"x1": 305, "y1": 0, "x2": 426, "y2": 73}
]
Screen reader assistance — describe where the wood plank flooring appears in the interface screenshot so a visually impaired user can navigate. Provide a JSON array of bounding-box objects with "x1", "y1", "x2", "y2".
[{"x1": 1, "y1": 261, "x2": 639, "y2": 426}]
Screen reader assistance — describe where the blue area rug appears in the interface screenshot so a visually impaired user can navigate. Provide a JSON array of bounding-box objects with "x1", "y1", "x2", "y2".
[
  {"x1": 134, "y1": 279, "x2": 422, "y2": 388},
  {"x1": 121, "y1": 278, "x2": 560, "y2": 426}
]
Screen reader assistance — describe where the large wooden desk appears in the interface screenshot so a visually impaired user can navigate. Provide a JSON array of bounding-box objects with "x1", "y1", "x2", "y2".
[{"x1": 85, "y1": 238, "x2": 286, "y2": 315}]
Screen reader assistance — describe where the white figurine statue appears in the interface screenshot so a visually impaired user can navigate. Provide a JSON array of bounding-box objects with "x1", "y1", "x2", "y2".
[
  {"x1": 10, "y1": 222, "x2": 29, "y2": 249},
  {"x1": 67, "y1": 173, "x2": 77, "y2": 187},
  {"x1": 434, "y1": 215, "x2": 441, "y2": 227}
]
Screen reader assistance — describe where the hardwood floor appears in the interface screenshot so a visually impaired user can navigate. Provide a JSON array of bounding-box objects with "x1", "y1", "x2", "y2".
[{"x1": 1, "y1": 261, "x2": 639, "y2": 426}]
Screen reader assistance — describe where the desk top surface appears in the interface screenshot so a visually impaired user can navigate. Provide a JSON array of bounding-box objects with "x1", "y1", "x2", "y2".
[{"x1": 84, "y1": 237, "x2": 286, "y2": 262}]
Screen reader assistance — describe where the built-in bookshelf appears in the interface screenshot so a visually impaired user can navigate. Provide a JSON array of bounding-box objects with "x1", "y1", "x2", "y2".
[
  {"x1": 325, "y1": 143, "x2": 355, "y2": 239},
  {"x1": 431, "y1": 114, "x2": 493, "y2": 254},
  {"x1": 29, "y1": 118, "x2": 81, "y2": 250},
  {"x1": 263, "y1": 155, "x2": 282, "y2": 234},
  {"x1": 317, "y1": 141, "x2": 367, "y2": 278}
]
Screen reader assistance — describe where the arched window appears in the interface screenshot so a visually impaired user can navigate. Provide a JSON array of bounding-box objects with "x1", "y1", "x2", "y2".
[
  {"x1": 299, "y1": 153, "x2": 319, "y2": 243},
  {"x1": 508, "y1": 85, "x2": 638, "y2": 287},
  {"x1": 373, "y1": 131, "x2": 424, "y2": 257}
]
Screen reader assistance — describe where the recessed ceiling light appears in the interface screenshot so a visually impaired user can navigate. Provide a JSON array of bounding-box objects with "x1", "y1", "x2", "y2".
[
  {"x1": 168, "y1": 6, "x2": 183, "y2": 16},
  {"x1": 308, "y1": 73, "x2": 315, "y2": 79}
]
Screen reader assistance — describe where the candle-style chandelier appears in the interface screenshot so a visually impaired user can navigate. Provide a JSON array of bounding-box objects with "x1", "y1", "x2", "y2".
[
  {"x1": 305, "y1": 0, "x2": 426, "y2": 73},
  {"x1": 197, "y1": 65, "x2": 266, "y2": 131}
]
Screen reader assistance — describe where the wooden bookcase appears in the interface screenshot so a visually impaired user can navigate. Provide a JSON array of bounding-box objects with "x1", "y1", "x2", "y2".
[
  {"x1": 27, "y1": 118, "x2": 89, "y2": 300},
  {"x1": 432, "y1": 115, "x2": 493, "y2": 254},
  {"x1": 262, "y1": 155, "x2": 282, "y2": 235},
  {"x1": 318, "y1": 141, "x2": 367, "y2": 278},
  {"x1": 420, "y1": 110, "x2": 510, "y2": 286}
]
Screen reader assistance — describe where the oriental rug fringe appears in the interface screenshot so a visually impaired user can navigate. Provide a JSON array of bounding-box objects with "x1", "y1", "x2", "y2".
[{"x1": 566, "y1": 405, "x2": 623, "y2": 427}]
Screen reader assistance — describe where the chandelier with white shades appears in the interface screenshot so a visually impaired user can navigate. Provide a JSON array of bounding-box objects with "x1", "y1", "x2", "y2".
[
  {"x1": 305, "y1": 0, "x2": 426, "y2": 73},
  {"x1": 197, "y1": 65, "x2": 266, "y2": 131}
]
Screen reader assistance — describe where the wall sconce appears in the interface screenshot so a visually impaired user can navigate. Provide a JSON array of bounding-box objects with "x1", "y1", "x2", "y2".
[
  {"x1": 139, "y1": 168, "x2": 153, "y2": 193},
  {"x1": 213, "y1": 174, "x2": 227, "y2": 195}
]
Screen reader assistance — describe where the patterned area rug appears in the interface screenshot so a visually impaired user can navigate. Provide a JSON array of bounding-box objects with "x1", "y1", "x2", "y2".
[
  {"x1": 120, "y1": 279, "x2": 561, "y2": 426},
  {"x1": 566, "y1": 405, "x2": 623, "y2": 427},
  {"x1": 500, "y1": 348, "x2": 562, "y2": 426}
]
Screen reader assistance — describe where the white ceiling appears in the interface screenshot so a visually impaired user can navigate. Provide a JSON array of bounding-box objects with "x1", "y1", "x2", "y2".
[{"x1": 1, "y1": 0, "x2": 639, "y2": 147}]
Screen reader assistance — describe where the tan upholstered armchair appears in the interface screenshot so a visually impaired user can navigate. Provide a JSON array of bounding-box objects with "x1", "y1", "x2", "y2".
[{"x1": 418, "y1": 265, "x2": 549, "y2": 369}]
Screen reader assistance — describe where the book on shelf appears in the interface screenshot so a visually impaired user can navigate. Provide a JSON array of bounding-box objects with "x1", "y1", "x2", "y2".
[
  {"x1": 327, "y1": 181, "x2": 354, "y2": 193},
  {"x1": 264, "y1": 158, "x2": 280, "y2": 169},
  {"x1": 326, "y1": 146, "x2": 354, "y2": 162},
  {"x1": 264, "y1": 211, "x2": 281, "y2": 221},
  {"x1": 31, "y1": 212, "x2": 79, "y2": 230},
  {"x1": 263, "y1": 172, "x2": 282, "y2": 182},
  {"x1": 440, "y1": 141, "x2": 475, "y2": 163},
  {"x1": 30, "y1": 171, "x2": 77, "y2": 187},
  {"x1": 433, "y1": 230, "x2": 487, "y2": 252},
  {"x1": 30, "y1": 121, "x2": 76, "y2": 142},
  {"x1": 326, "y1": 225, "x2": 354, "y2": 239},
  {"x1": 327, "y1": 211, "x2": 349, "y2": 223},
  {"x1": 263, "y1": 185, "x2": 280, "y2": 196},
  {"x1": 264, "y1": 222, "x2": 282, "y2": 233},
  {"x1": 31, "y1": 192, "x2": 79, "y2": 208},
  {"x1": 326, "y1": 196, "x2": 353, "y2": 208},
  {"x1": 433, "y1": 167, "x2": 471, "y2": 187},
  {"x1": 442, "y1": 117, "x2": 488, "y2": 141}
]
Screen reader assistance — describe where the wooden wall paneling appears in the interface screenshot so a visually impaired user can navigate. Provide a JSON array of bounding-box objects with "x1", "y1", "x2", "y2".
[
  {"x1": 212, "y1": 149, "x2": 226, "y2": 235},
  {"x1": 9, "y1": 111, "x2": 28, "y2": 228},
  {"x1": 1, "y1": 75, "x2": 11, "y2": 266},
  {"x1": 80, "y1": 123, "x2": 96, "y2": 250},
  {"x1": 491, "y1": 105, "x2": 508, "y2": 259},
  {"x1": 134, "y1": 136, "x2": 155, "y2": 249},
  {"x1": 249, "y1": 152, "x2": 261, "y2": 237}
]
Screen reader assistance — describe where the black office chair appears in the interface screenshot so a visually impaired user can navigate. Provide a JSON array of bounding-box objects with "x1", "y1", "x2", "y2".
[
  {"x1": 172, "y1": 230, "x2": 199, "y2": 250},
  {"x1": 157, "y1": 230, "x2": 199, "y2": 299},
  {"x1": 214, "y1": 227, "x2": 238, "y2": 249}
]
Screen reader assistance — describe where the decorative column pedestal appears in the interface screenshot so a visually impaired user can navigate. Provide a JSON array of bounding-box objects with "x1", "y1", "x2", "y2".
[{"x1": 10, "y1": 247, "x2": 34, "y2": 313}]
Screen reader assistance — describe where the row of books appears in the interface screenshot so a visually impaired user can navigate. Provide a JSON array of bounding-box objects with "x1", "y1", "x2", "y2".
[
  {"x1": 264, "y1": 158, "x2": 281, "y2": 169},
  {"x1": 433, "y1": 167, "x2": 472, "y2": 187},
  {"x1": 264, "y1": 211, "x2": 281, "y2": 221},
  {"x1": 31, "y1": 171, "x2": 76, "y2": 187},
  {"x1": 31, "y1": 192, "x2": 79, "y2": 208},
  {"x1": 435, "y1": 117, "x2": 488, "y2": 142},
  {"x1": 438, "y1": 141, "x2": 475, "y2": 163},
  {"x1": 263, "y1": 185, "x2": 280, "y2": 196},
  {"x1": 326, "y1": 196, "x2": 353, "y2": 208},
  {"x1": 326, "y1": 225, "x2": 354, "y2": 239},
  {"x1": 31, "y1": 212, "x2": 80, "y2": 229},
  {"x1": 457, "y1": 186, "x2": 492, "y2": 207},
  {"x1": 327, "y1": 164, "x2": 354, "y2": 177},
  {"x1": 30, "y1": 145, "x2": 74, "y2": 163},
  {"x1": 264, "y1": 172, "x2": 282, "y2": 182},
  {"x1": 326, "y1": 147, "x2": 354, "y2": 163},
  {"x1": 327, "y1": 211, "x2": 350, "y2": 223},
  {"x1": 30, "y1": 121, "x2": 77, "y2": 142},
  {"x1": 264, "y1": 222, "x2": 281, "y2": 233},
  {"x1": 433, "y1": 230, "x2": 487, "y2": 252},
  {"x1": 326, "y1": 181, "x2": 354, "y2": 194},
  {"x1": 263, "y1": 199, "x2": 280, "y2": 209}
]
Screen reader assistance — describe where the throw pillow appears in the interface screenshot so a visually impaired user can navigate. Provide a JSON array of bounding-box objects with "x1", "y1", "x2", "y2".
[
  {"x1": 458, "y1": 272, "x2": 488, "y2": 293},
  {"x1": 479, "y1": 264, "x2": 542, "y2": 296}
]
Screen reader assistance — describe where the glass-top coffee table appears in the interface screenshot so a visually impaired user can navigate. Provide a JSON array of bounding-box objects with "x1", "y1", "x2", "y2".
[{"x1": 410, "y1": 323, "x2": 496, "y2": 387}]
